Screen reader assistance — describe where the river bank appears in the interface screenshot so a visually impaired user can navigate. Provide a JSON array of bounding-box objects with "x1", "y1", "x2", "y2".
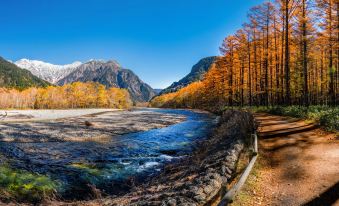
[
  {"x1": 0, "y1": 109, "x2": 120, "y2": 122},
  {"x1": 49, "y1": 109, "x2": 256, "y2": 206}
]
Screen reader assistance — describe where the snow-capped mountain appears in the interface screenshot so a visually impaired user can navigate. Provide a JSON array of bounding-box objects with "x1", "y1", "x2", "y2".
[
  {"x1": 15, "y1": 59, "x2": 82, "y2": 84},
  {"x1": 13, "y1": 58, "x2": 156, "y2": 102},
  {"x1": 57, "y1": 60, "x2": 156, "y2": 102}
]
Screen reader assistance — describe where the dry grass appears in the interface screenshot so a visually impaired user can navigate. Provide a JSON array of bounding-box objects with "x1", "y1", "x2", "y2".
[{"x1": 230, "y1": 155, "x2": 265, "y2": 206}]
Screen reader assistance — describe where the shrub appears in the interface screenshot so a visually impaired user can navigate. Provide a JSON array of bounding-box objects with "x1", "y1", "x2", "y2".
[
  {"x1": 0, "y1": 165, "x2": 59, "y2": 203},
  {"x1": 319, "y1": 109, "x2": 339, "y2": 132}
]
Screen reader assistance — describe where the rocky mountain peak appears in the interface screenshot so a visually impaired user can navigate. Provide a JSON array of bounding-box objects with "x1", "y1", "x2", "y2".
[{"x1": 15, "y1": 59, "x2": 82, "y2": 84}]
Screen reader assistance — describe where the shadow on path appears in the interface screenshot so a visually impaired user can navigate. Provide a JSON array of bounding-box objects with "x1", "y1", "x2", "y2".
[
  {"x1": 303, "y1": 182, "x2": 339, "y2": 206},
  {"x1": 252, "y1": 113, "x2": 339, "y2": 206},
  {"x1": 260, "y1": 124, "x2": 319, "y2": 139}
]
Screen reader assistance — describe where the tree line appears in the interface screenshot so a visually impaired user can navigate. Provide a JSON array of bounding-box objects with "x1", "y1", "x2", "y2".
[
  {"x1": 0, "y1": 82, "x2": 132, "y2": 109},
  {"x1": 151, "y1": 0, "x2": 338, "y2": 109}
]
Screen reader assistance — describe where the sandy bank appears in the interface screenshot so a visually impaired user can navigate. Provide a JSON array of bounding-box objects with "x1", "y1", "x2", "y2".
[{"x1": 0, "y1": 109, "x2": 120, "y2": 122}]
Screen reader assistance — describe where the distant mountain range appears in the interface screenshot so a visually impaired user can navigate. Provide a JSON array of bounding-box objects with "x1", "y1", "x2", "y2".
[
  {"x1": 12, "y1": 58, "x2": 155, "y2": 102},
  {"x1": 15, "y1": 59, "x2": 81, "y2": 84},
  {"x1": 159, "y1": 56, "x2": 217, "y2": 95},
  {"x1": 1, "y1": 56, "x2": 217, "y2": 102},
  {"x1": 0, "y1": 57, "x2": 50, "y2": 89}
]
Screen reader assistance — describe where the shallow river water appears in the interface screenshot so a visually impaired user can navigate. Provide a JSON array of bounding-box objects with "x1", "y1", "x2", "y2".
[{"x1": 0, "y1": 109, "x2": 217, "y2": 196}]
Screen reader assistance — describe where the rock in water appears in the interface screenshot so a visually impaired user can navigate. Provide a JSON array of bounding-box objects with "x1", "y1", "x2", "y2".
[{"x1": 84, "y1": 121, "x2": 94, "y2": 127}]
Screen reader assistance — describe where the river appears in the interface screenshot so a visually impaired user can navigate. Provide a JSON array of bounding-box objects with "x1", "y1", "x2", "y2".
[{"x1": 0, "y1": 108, "x2": 217, "y2": 198}]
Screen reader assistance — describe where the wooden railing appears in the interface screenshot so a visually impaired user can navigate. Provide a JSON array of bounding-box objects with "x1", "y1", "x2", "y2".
[{"x1": 218, "y1": 133, "x2": 258, "y2": 206}]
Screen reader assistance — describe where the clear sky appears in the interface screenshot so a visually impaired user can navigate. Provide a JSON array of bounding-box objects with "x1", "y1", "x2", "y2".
[{"x1": 0, "y1": 0, "x2": 263, "y2": 88}]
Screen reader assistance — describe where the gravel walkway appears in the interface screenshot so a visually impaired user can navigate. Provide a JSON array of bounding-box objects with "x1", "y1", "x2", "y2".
[{"x1": 232, "y1": 114, "x2": 339, "y2": 206}]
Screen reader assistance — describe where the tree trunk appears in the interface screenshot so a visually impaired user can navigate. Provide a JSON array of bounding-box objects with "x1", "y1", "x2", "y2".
[
  {"x1": 329, "y1": 0, "x2": 335, "y2": 105},
  {"x1": 302, "y1": 0, "x2": 309, "y2": 106},
  {"x1": 265, "y1": 8, "x2": 270, "y2": 107},
  {"x1": 285, "y1": 0, "x2": 291, "y2": 105},
  {"x1": 248, "y1": 38, "x2": 252, "y2": 106},
  {"x1": 274, "y1": 15, "x2": 280, "y2": 105}
]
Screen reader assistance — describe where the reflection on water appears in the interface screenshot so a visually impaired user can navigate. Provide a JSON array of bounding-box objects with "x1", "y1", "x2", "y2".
[{"x1": 2, "y1": 109, "x2": 216, "y2": 194}]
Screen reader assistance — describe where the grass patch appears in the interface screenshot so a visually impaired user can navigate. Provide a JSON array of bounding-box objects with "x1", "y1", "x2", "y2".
[
  {"x1": 0, "y1": 165, "x2": 59, "y2": 203},
  {"x1": 70, "y1": 163, "x2": 101, "y2": 176},
  {"x1": 69, "y1": 163, "x2": 103, "y2": 184}
]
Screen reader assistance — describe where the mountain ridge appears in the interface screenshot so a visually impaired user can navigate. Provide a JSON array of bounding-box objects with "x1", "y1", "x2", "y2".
[
  {"x1": 0, "y1": 57, "x2": 50, "y2": 89},
  {"x1": 159, "y1": 56, "x2": 217, "y2": 95}
]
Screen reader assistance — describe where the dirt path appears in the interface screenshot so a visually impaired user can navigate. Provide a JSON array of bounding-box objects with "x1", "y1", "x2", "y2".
[{"x1": 232, "y1": 113, "x2": 339, "y2": 206}]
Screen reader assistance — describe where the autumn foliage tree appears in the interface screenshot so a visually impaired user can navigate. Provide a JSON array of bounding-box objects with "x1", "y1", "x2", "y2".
[
  {"x1": 151, "y1": 0, "x2": 338, "y2": 110},
  {"x1": 0, "y1": 82, "x2": 132, "y2": 109}
]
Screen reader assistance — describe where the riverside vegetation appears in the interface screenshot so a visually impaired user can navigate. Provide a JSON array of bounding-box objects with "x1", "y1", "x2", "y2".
[
  {"x1": 0, "y1": 165, "x2": 58, "y2": 203},
  {"x1": 0, "y1": 82, "x2": 132, "y2": 109}
]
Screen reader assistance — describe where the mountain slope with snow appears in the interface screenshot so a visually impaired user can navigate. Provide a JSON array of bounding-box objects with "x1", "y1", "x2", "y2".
[
  {"x1": 57, "y1": 60, "x2": 156, "y2": 102},
  {"x1": 0, "y1": 57, "x2": 50, "y2": 89},
  {"x1": 14, "y1": 58, "x2": 156, "y2": 102},
  {"x1": 15, "y1": 59, "x2": 82, "y2": 84}
]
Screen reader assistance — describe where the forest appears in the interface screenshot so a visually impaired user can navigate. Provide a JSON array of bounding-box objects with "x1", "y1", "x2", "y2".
[
  {"x1": 0, "y1": 82, "x2": 132, "y2": 109},
  {"x1": 151, "y1": 0, "x2": 339, "y2": 109}
]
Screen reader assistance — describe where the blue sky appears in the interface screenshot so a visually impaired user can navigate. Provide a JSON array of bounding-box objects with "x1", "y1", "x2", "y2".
[{"x1": 0, "y1": 0, "x2": 263, "y2": 88}]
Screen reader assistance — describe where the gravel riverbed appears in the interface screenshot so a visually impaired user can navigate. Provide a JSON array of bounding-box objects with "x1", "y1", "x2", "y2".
[{"x1": 0, "y1": 109, "x2": 186, "y2": 143}]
